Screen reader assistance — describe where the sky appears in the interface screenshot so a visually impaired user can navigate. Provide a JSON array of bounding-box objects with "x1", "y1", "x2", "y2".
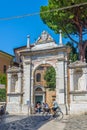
[{"x1": 0, "y1": 0, "x2": 75, "y2": 55}]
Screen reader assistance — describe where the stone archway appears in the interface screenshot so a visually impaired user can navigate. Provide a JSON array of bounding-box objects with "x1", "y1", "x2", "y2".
[
  {"x1": 33, "y1": 63, "x2": 56, "y2": 107},
  {"x1": 6, "y1": 30, "x2": 70, "y2": 114}
]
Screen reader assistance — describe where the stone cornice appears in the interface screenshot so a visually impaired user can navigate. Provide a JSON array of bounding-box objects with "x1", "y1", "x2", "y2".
[
  {"x1": 7, "y1": 92, "x2": 24, "y2": 96},
  {"x1": 7, "y1": 66, "x2": 22, "y2": 73},
  {"x1": 57, "y1": 57, "x2": 65, "y2": 61},
  {"x1": 70, "y1": 91, "x2": 87, "y2": 94},
  {"x1": 68, "y1": 60, "x2": 87, "y2": 69},
  {"x1": 20, "y1": 46, "x2": 70, "y2": 56}
]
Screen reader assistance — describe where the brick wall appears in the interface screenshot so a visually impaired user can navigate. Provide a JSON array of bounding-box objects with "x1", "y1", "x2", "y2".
[
  {"x1": 0, "y1": 51, "x2": 13, "y2": 74},
  {"x1": 46, "y1": 89, "x2": 56, "y2": 107}
]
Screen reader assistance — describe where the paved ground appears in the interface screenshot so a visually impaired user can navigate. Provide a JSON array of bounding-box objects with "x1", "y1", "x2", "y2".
[
  {"x1": 37, "y1": 117, "x2": 67, "y2": 130},
  {"x1": 38, "y1": 114, "x2": 87, "y2": 130},
  {"x1": 0, "y1": 114, "x2": 87, "y2": 130},
  {"x1": 64, "y1": 114, "x2": 87, "y2": 130}
]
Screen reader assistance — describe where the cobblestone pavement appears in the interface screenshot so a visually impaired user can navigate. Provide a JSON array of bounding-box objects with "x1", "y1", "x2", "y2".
[
  {"x1": 37, "y1": 114, "x2": 87, "y2": 130},
  {"x1": 0, "y1": 114, "x2": 49, "y2": 130},
  {"x1": 0, "y1": 114, "x2": 87, "y2": 130},
  {"x1": 64, "y1": 115, "x2": 87, "y2": 130}
]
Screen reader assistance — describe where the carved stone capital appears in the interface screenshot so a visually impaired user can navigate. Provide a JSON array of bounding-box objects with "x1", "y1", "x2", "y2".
[
  {"x1": 82, "y1": 68, "x2": 87, "y2": 74},
  {"x1": 70, "y1": 69, "x2": 74, "y2": 75},
  {"x1": 24, "y1": 60, "x2": 32, "y2": 65}
]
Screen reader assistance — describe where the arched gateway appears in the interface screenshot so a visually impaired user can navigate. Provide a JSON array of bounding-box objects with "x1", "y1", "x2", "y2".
[{"x1": 6, "y1": 31, "x2": 70, "y2": 114}]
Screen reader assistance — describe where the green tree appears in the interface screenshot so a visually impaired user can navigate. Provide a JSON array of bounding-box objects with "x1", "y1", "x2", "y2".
[
  {"x1": 0, "y1": 73, "x2": 7, "y2": 102},
  {"x1": 0, "y1": 89, "x2": 6, "y2": 102},
  {"x1": 66, "y1": 42, "x2": 78, "y2": 62},
  {"x1": 44, "y1": 66, "x2": 56, "y2": 90},
  {"x1": 0, "y1": 73, "x2": 7, "y2": 85},
  {"x1": 40, "y1": 0, "x2": 87, "y2": 61}
]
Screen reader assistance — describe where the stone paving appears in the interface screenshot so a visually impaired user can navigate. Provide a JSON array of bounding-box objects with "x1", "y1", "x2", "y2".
[
  {"x1": 0, "y1": 114, "x2": 49, "y2": 130},
  {"x1": 64, "y1": 114, "x2": 87, "y2": 130},
  {"x1": 41, "y1": 114, "x2": 87, "y2": 130},
  {"x1": 0, "y1": 114, "x2": 87, "y2": 130}
]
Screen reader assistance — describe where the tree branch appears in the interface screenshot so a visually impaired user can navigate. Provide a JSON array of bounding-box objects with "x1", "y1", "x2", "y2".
[{"x1": 62, "y1": 26, "x2": 78, "y2": 44}]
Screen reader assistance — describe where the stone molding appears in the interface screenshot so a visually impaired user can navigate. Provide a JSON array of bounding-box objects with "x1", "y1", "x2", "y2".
[
  {"x1": 69, "y1": 60, "x2": 87, "y2": 69},
  {"x1": 7, "y1": 92, "x2": 24, "y2": 96},
  {"x1": 70, "y1": 91, "x2": 87, "y2": 94},
  {"x1": 7, "y1": 66, "x2": 22, "y2": 73}
]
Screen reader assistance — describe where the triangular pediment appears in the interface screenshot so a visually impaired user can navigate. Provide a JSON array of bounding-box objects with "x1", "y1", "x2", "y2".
[
  {"x1": 31, "y1": 30, "x2": 57, "y2": 51},
  {"x1": 36, "y1": 30, "x2": 54, "y2": 44}
]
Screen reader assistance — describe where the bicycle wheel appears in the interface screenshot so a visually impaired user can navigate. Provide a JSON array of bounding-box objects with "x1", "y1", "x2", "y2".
[
  {"x1": 55, "y1": 111, "x2": 63, "y2": 121},
  {"x1": 42, "y1": 111, "x2": 51, "y2": 120}
]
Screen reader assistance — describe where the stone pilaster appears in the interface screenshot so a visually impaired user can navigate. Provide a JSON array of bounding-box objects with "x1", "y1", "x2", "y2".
[
  {"x1": 56, "y1": 57, "x2": 68, "y2": 114},
  {"x1": 7, "y1": 73, "x2": 11, "y2": 93},
  {"x1": 18, "y1": 72, "x2": 22, "y2": 93},
  {"x1": 64, "y1": 59, "x2": 68, "y2": 114},
  {"x1": 23, "y1": 59, "x2": 31, "y2": 105},
  {"x1": 57, "y1": 59, "x2": 65, "y2": 104},
  {"x1": 31, "y1": 76, "x2": 34, "y2": 106},
  {"x1": 69, "y1": 69, "x2": 74, "y2": 91},
  {"x1": 69, "y1": 69, "x2": 74, "y2": 103},
  {"x1": 55, "y1": 63, "x2": 59, "y2": 102}
]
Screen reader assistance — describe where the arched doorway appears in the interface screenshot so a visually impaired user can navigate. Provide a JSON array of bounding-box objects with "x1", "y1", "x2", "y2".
[
  {"x1": 34, "y1": 86, "x2": 45, "y2": 105},
  {"x1": 33, "y1": 64, "x2": 56, "y2": 107}
]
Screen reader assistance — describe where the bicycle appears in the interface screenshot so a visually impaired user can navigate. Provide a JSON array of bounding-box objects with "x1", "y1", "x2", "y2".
[{"x1": 42, "y1": 106, "x2": 63, "y2": 121}]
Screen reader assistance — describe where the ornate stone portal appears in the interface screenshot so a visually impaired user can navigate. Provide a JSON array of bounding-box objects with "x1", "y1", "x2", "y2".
[
  {"x1": 6, "y1": 31, "x2": 69, "y2": 114},
  {"x1": 69, "y1": 61, "x2": 87, "y2": 114}
]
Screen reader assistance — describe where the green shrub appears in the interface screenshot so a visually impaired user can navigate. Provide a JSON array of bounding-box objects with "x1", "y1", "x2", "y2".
[{"x1": 0, "y1": 88, "x2": 6, "y2": 102}]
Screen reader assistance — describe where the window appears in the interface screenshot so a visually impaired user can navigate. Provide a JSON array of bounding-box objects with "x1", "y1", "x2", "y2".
[
  {"x1": 3, "y1": 65, "x2": 7, "y2": 73},
  {"x1": 36, "y1": 73, "x2": 41, "y2": 82}
]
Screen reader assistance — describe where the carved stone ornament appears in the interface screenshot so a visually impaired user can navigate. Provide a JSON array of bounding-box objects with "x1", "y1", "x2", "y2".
[
  {"x1": 78, "y1": 74, "x2": 87, "y2": 91},
  {"x1": 36, "y1": 30, "x2": 53, "y2": 44},
  {"x1": 7, "y1": 66, "x2": 22, "y2": 73},
  {"x1": 70, "y1": 69, "x2": 74, "y2": 75},
  {"x1": 82, "y1": 68, "x2": 87, "y2": 74}
]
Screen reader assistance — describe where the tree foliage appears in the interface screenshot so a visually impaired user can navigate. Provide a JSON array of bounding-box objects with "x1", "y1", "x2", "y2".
[
  {"x1": 40, "y1": 0, "x2": 87, "y2": 61},
  {"x1": 0, "y1": 74, "x2": 7, "y2": 102},
  {"x1": 44, "y1": 66, "x2": 56, "y2": 90},
  {"x1": 0, "y1": 89, "x2": 6, "y2": 102},
  {"x1": 0, "y1": 73, "x2": 7, "y2": 85},
  {"x1": 66, "y1": 42, "x2": 78, "y2": 62}
]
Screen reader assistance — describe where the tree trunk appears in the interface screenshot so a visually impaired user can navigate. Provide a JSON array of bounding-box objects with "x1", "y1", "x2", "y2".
[{"x1": 79, "y1": 41, "x2": 87, "y2": 62}]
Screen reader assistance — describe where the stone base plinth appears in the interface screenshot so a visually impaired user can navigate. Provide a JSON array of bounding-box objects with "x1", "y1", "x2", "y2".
[
  {"x1": 70, "y1": 102, "x2": 87, "y2": 115},
  {"x1": 6, "y1": 103, "x2": 22, "y2": 114},
  {"x1": 6, "y1": 103, "x2": 31, "y2": 115},
  {"x1": 59, "y1": 104, "x2": 69, "y2": 115}
]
